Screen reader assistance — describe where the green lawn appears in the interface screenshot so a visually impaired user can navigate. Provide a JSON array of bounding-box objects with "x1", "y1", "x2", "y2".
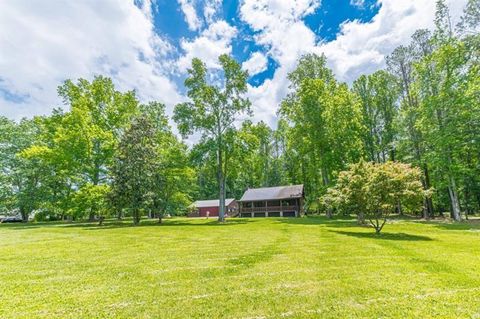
[{"x1": 1, "y1": 217, "x2": 480, "y2": 318}]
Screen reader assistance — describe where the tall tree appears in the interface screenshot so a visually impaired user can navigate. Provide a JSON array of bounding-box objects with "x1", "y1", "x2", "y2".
[
  {"x1": 412, "y1": 0, "x2": 471, "y2": 220},
  {"x1": 140, "y1": 102, "x2": 196, "y2": 222},
  {"x1": 56, "y1": 76, "x2": 139, "y2": 219},
  {"x1": 173, "y1": 54, "x2": 251, "y2": 222},
  {"x1": 110, "y1": 115, "x2": 158, "y2": 225},
  {"x1": 386, "y1": 33, "x2": 435, "y2": 218},
  {"x1": 0, "y1": 117, "x2": 43, "y2": 220},
  {"x1": 353, "y1": 70, "x2": 400, "y2": 162},
  {"x1": 279, "y1": 54, "x2": 364, "y2": 212}
]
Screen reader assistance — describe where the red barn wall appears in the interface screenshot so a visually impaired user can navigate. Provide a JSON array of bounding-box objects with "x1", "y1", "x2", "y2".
[
  {"x1": 199, "y1": 207, "x2": 219, "y2": 217},
  {"x1": 197, "y1": 201, "x2": 238, "y2": 217}
]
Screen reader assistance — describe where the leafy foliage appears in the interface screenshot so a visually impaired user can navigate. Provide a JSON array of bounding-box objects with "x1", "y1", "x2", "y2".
[
  {"x1": 110, "y1": 115, "x2": 158, "y2": 225},
  {"x1": 173, "y1": 54, "x2": 251, "y2": 222},
  {"x1": 323, "y1": 161, "x2": 427, "y2": 233}
]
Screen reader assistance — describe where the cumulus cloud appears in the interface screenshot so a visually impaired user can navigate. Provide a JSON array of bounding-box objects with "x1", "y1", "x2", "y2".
[
  {"x1": 242, "y1": 52, "x2": 268, "y2": 76},
  {"x1": 0, "y1": 0, "x2": 182, "y2": 120},
  {"x1": 318, "y1": 0, "x2": 468, "y2": 83},
  {"x1": 238, "y1": 0, "x2": 468, "y2": 127},
  {"x1": 239, "y1": 0, "x2": 320, "y2": 125},
  {"x1": 0, "y1": 0, "x2": 470, "y2": 128},
  {"x1": 203, "y1": 0, "x2": 222, "y2": 24},
  {"x1": 178, "y1": 0, "x2": 202, "y2": 31},
  {"x1": 177, "y1": 20, "x2": 237, "y2": 72}
]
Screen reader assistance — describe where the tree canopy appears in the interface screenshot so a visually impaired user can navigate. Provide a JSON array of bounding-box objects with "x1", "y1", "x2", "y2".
[{"x1": 0, "y1": 0, "x2": 478, "y2": 225}]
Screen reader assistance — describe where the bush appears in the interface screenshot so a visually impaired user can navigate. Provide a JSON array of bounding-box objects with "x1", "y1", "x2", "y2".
[{"x1": 322, "y1": 161, "x2": 428, "y2": 234}]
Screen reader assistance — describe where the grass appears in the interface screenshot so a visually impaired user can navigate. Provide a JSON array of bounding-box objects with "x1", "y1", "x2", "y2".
[{"x1": 1, "y1": 216, "x2": 480, "y2": 318}]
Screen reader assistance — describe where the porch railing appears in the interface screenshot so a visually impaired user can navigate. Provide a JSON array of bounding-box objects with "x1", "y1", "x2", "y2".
[{"x1": 240, "y1": 205, "x2": 298, "y2": 213}]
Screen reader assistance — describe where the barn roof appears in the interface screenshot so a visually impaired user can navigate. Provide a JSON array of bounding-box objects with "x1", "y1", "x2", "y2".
[
  {"x1": 239, "y1": 185, "x2": 304, "y2": 202},
  {"x1": 193, "y1": 198, "x2": 236, "y2": 208}
]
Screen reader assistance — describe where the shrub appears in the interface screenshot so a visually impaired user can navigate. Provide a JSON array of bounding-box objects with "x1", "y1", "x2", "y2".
[{"x1": 322, "y1": 161, "x2": 428, "y2": 234}]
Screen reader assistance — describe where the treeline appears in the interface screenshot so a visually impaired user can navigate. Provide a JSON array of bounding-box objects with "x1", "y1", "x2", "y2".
[
  {"x1": 0, "y1": 0, "x2": 478, "y2": 222},
  {"x1": 193, "y1": 0, "x2": 480, "y2": 220},
  {"x1": 0, "y1": 79, "x2": 195, "y2": 222}
]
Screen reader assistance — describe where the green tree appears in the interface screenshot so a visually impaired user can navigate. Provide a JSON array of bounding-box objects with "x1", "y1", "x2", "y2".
[
  {"x1": 141, "y1": 102, "x2": 196, "y2": 222},
  {"x1": 353, "y1": 70, "x2": 400, "y2": 162},
  {"x1": 0, "y1": 117, "x2": 45, "y2": 221},
  {"x1": 227, "y1": 121, "x2": 285, "y2": 195},
  {"x1": 173, "y1": 54, "x2": 251, "y2": 222},
  {"x1": 280, "y1": 54, "x2": 364, "y2": 213},
  {"x1": 56, "y1": 76, "x2": 139, "y2": 219},
  {"x1": 386, "y1": 32, "x2": 435, "y2": 218},
  {"x1": 110, "y1": 115, "x2": 158, "y2": 225},
  {"x1": 411, "y1": 0, "x2": 480, "y2": 220},
  {"x1": 323, "y1": 161, "x2": 427, "y2": 234},
  {"x1": 71, "y1": 184, "x2": 110, "y2": 225}
]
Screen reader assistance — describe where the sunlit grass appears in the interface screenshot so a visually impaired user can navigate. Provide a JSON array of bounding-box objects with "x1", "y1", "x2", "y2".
[{"x1": 1, "y1": 216, "x2": 480, "y2": 318}]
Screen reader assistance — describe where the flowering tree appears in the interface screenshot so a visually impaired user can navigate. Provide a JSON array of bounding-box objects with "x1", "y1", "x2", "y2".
[{"x1": 323, "y1": 161, "x2": 428, "y2": 234}]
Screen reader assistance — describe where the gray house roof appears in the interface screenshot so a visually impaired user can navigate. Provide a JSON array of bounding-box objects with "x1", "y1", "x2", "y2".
[
  {"x1": 193, "y1": 198, "x2": 236, "y2": 208},
  {"x1": 239, "y1": 185, "x2": 304, "y2": 202}
]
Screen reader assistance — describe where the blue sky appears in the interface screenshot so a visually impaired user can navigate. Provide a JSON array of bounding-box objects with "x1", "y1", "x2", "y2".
[
  {"x1": 0, "y1": 0, "x2": 467, "y2": 126},
  {"x1": 151, "y1": 0, "x2": 380, "y2": 87}
]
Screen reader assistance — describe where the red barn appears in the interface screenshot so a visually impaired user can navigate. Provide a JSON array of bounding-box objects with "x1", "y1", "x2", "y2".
[{"x1": 190, "y1": 199, "x2": 238, "y2": 217}]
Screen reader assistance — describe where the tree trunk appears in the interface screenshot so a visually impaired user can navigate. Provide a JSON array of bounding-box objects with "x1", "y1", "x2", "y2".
[
  {"x1": 158, "y1": 214, "x2": 163, "y2": 224},
  {"x1": 448, "y1": 174, "x2": 462, "y2": 221},
  {"x1": 321, "y1": 165, "x2": 333, "y2": 218},
  {"x1": 98, "y1": 216, "x2": 104, "y2": 226},
  {"x1": 20, "y1": 207, "x2": 28, "y2": 222},
  {"x1": 463, "y1": 185, "x2": 470, "y2": 220},
  {"x1": 217, "y1": 146, "x2": 226, "y2": 223},
  {"x1": 422, "y1": 164, "x2": 434, "y2": 218},
  {"x1": 357, "y1": 212, "x2": 365, "y2": 225},
  {"x1": 326, "y1": 208, "x2": 333, "y2": 219},
  {"x1": 133, "y1": 209, "x2": 140, "y2": 225}
]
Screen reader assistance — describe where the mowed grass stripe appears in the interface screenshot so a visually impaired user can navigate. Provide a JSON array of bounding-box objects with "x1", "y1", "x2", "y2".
[{"x1": 1, "y1": 217, "x2": 480, "y2": 318}]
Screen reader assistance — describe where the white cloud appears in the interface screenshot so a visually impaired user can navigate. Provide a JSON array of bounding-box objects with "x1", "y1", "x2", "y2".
[
  {"x1": 0, "y1": 0, "x2": 182, "y2": 120},
  {"x1": 203, "y1": 0, "x2": 222, "y2": 24},
  {"x1": 239, "y1": 0, "x2": 469, "y2": 127},
  {"x1": 177, "y1": 20, "x2": 237, "y2": 72},
  {"x1": 239, "y1": 0, "x2": 320, "y2": 125},
  {"x1": 0, "y1": 0, "x2": 470, "y2": 129},
  {"x1": 242, "y1": 52, "x2": 268, "y2": 76},
  {"x1": 178, "y1": 0, "x2": 202, "y2": 31},
  {"x1": 350, "y1": 0, "x2": 365, "y2": 9},
  {"x1": 318, "y1": 0, "x2": 468, "y2": 83}
]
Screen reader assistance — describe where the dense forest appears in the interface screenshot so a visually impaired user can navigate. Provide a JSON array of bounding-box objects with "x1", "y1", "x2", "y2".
[{"x1": 0, "y1": 0, "x2": 478, "y2": 222}]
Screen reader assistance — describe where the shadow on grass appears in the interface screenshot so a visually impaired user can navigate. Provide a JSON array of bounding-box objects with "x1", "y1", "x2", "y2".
[
  {"x1": 330, "y1": 230, "x2": 433, "y2": 241},
  {"x1": 413, "y1": 219, "x2": 480, "y2": 231},
  {"x1": 0, "y1": 224, "x2": 44, "y2": 230},
  {"x1": 275, "y1": 215, "x2": 360, "y2": 228},
  {"x1": 1, "y1": 218, "x2": 254, "y2": 231},
  {"x1": 65, "y1": 218, "x2": 254, "y2": 230}
]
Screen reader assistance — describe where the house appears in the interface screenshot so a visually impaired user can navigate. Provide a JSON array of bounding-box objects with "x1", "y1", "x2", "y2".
[
  {"x1": 190, "y1": 198, "x2": 238, "y2": 217},
  {"x1": 238, "y1": 185, "x2": 304, "y2": 217}
]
